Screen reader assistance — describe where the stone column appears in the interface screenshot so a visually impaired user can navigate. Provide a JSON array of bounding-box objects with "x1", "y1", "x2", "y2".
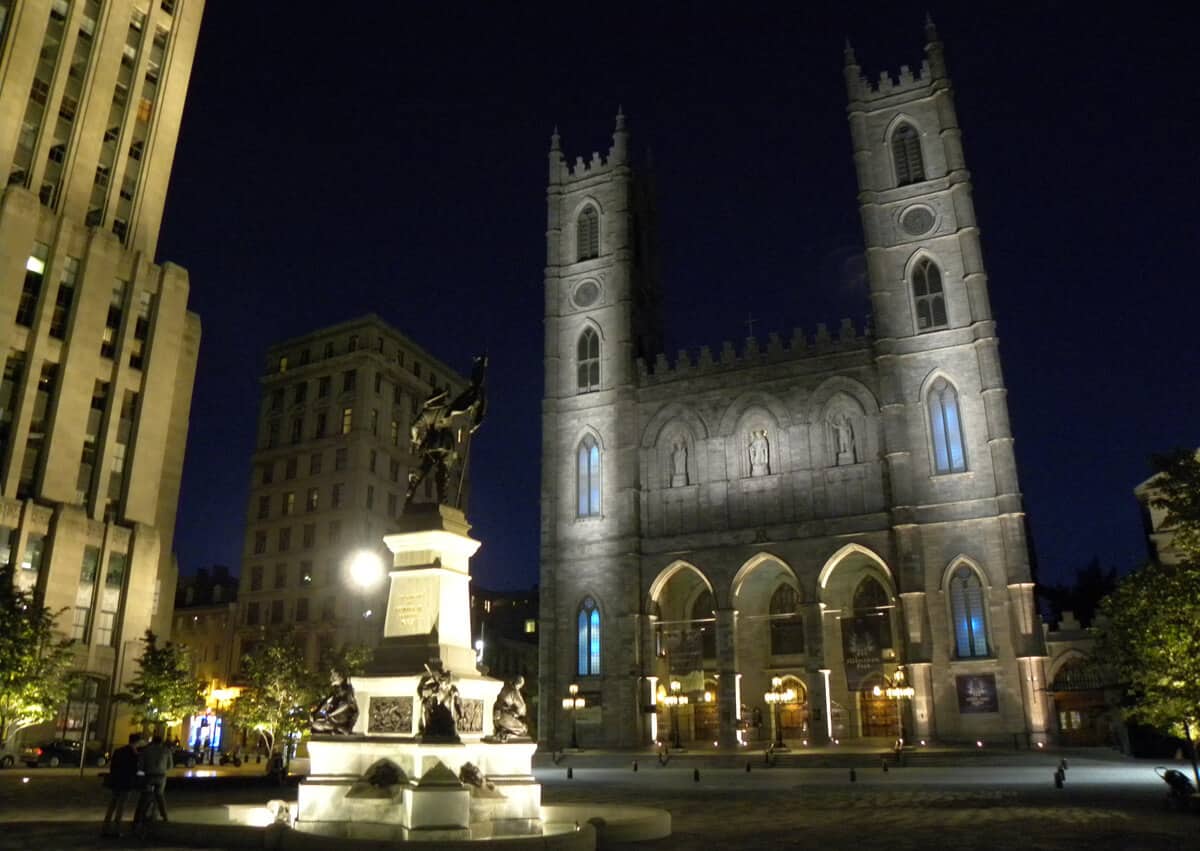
[
  {"x1": 1017, "y1": 656, "x2": 1051, "y2": 746},
  {"x1": 908, "y1": 661, "x2": 935, "y2": 741},
  {"x1": 716, "y1": 606, "x2": 739, "y2": 748},
  {"x1": 806, "y1": 669, "x2": 831, "y2": 744}
]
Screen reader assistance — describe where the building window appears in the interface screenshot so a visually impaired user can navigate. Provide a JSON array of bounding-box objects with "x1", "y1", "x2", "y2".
[
  {"x1": 390, "y1": 419, "x2": 400, "y2": 446},
  {"x1": 318, "y1": 376, "x2": 330, "y2": 398},
  {"x1": 290, "y1": 418, "x2": 303, "y2": 444},
  {"x1": 576, "y1": 205, "x2": 599, "y2": 261},
  {"x1": 692, "y1": 590, "x2": 716, "y2": 658},
  {"x1": 273, "y1": 563, "x2": 287, "y2": 589},
  {"x1": 306, "y1": 487, "x2": 318, "y2": 512},
  {"x1": 332, "y1": 483, "x2": 343, "y2": 508},
  {"x1": 370, "y1": 409, "x2": 379, "y2": 436},
  {"x1": 576, "y1": 328, "x2": 600, "y2": 393},
  {"x1": 270, "y1": 599, "x2": 284, "y2": 625},
  {"x1": 928, "y1": 377, "x2": 967, "y2": 474},
  {"x1": 949, "y1": 565, "x2": 989, "y2": 658},
  {"x1": 912, "y1": 258, "x2": 947, "y2": 331},
  {"x1": 577, "y1": 596, "x2": 601, "y2": 676},
  {"x1": 341, "y1": 407, "x2": 353, "y2": 435},
  {"x1": 374, "y1": 373, "x2": 382, "y2": 394},
  {"x1": 257, "y1": 495, "x2": 269, "y2": 520},
  {"x1": 315, "y1": 411, "x2": 327, "y2": 438},
  {"x1": 576, "y1": 435, "x2": 601, "y2": 517},
  {"x1": 335, "y1": 447, "x2": 347, "y2": 470},
  {"x1": 348, "y1": 335, "x2": 358, "y2": 352},
  {"x1": 277, "y1": 527, "x2": 291, "y2": 552},
  {"x1": 261, "y1": 462, "x2": 273, "y2": 485},
  {"x1": 253, "y1": 530, "x2": 267, "y2": 554},
  {"x1": 294, "y1": 382, "x2": 307, "y2": 406},
  {"x1": 366, "y1": 485, "x2": 374, "y2": 510},
  {"x1": 892, "y1": 122, "x2": 924, "y2": 186},
  {"x1": 250, "y1": 564, "x2": 263, "y2": 592},
  {"x1": 15, "y1": 245, "x2": 49, "y2": 327},
  {"x1": 285, "y1": 457, "x2": 297, "y2": 479},
  {"x1": 524, "y1": 619, "x2": 537, "y2": 634},
  {"x1": 245, "y1": 602, "x2": 260, "y2": 626},
  {"x1": 282, "y1": 492, "x2": 295, "y2": 515},
  {"x1": 295, "y1": 597, "x2": 309, "y2": 623},
  {"x1": 853, "y1": 576, "x2": 893, "y2": 650},
  {"x1": 48, "y1": 257, "x2": 79, "y2": 339},
  {"x1": 369, "y1": 450, "x2": 377, "y2": 473},
  {"x1": 769, "y1": 584, "x2": 805, "y2": 655},
  {"x1": 310, "y1": 452, "x2": 322, "y2": 475},
  {"x1": 342, "y1": 370, "x2": 356, "y2": 393},
  {"x1": 328, "y1": 520, "x2": 341, "y2": 544}
]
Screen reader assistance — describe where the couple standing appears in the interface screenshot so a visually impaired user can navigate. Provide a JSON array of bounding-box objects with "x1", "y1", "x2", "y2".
[{"x1": 100, "y1": 732, "x2": 174, "y2": 838}]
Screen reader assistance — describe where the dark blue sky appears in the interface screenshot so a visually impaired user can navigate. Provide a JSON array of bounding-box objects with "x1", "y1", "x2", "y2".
[{"x1": 159, "y1": 4, "x2": 1199, "y2": 591}]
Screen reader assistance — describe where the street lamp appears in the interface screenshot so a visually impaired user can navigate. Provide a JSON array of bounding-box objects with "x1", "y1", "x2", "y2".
[
  {"x1": 348, "y1": 549, "x2": 385, "y2": 590},
  {"x1": 660, "y1": 679, "x2": 689, "y2": 749},
  {"x1": 561, "y1": 683, "x2": 586, "y2": 749},
  {"x1": 764, "y1": 676, "x2": 797, "y2": 750},
  {"x1": 872, "y1": 668, "x2": 915, "y2": 749}
]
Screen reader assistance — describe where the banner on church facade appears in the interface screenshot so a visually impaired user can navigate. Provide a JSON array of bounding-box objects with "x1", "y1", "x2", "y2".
[
  {"x1": 661, "y1": 627, "x2": 704, "y2": 675},
  {"x1": 841, "y1": 614, "x2": 886, "y2": 691},
  {"x1": 956, "y1": 674, "x2": 999, "y2": 714}
]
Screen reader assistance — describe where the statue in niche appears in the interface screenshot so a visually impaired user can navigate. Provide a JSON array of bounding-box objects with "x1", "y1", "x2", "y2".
[
  {"x1": 749, "y1": 429, "x2": 771, "y2": 477},
  {"x1": 671, "y1": 439, "x2": 689, "y2": 487},
  {"x1": 310, "y1": 668, "x2": 359, "y2": 735},
  {"x1": 417, "y1": 664, "x2": 463, "y2": 742},
  {"x1": 489, "y1": 676, "x2": 529, "y2": 741},
  {"x1": 831, "y1": 414, "x2": 857, "y2": 466},
  {"x1": 405, "y1": 355, "x2": 488, "y2": 509}
]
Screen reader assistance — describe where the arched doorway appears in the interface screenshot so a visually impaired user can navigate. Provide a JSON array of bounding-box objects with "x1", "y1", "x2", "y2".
[
  {"x1": 648, "y1": 562, "x2": 715, "y2": 745},
  {"x1": 858, "y1": 673, "x2": 899, "y2": 738},
  {"x1": 1051, "y1": 656, "x2": 1110, "y2": 746},
  {"x1": 777, "y1": 676, "x2": 809, "y2": 739}
]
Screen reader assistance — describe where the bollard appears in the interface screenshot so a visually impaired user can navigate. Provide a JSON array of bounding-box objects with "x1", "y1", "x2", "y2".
[
  {"x1": 1053, "y1": 767, "x2": 1064, "y2": 788},
  {"x1": 746, "y1": 762, "x2": 752, "y2": 773},
  {"x1": 849, "y1": 768, "x2": 857, "y2": 783},
  {"x1": 567, "y1": 767, "x2": 573, "y2": 780},
  {"x1": 632, "y1": 760, "x2": 638, "y2": 772},
  {"x1": 882, "y1": 759, "x2": 889, "y2": 773},
  {"x1": 693, "y1": 768, "x2": 700, "y2": 783}
]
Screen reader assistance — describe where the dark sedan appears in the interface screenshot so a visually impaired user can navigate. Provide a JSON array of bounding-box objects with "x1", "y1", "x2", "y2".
[{"x1": 21, "y1": 739, "x2": 107, "y2": 768}]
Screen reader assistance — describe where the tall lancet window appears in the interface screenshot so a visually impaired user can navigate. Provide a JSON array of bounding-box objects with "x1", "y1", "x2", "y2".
[
  {"x1": 577, "y1": 596, "x2": 601, "y2": 675},
  {"x1": 912, "y1": 258, "x2": 947, "y2": 331},
  {"x1": 891, "y1": 122, "x2": 925, "y2": 186},
  {"x1": 576, "y1": 206, "x2": 599, "y2": 261},
  {"x1": 577, "y1": 328, "x2": 600, "y2": 392},
  {"x1": 949, "y1": 565, "x2": 989, "y2": 658},
  {"x1": 577, "y1": 435, "x2": 601, "y2": 517},
  {"x1": 928, "y1": 377, "x2": 966, "y2": 474}
]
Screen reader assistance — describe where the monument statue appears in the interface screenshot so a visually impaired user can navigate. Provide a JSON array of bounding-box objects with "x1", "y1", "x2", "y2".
[
  {"x1": 749, "y1": 429, "x2": 770, "y2": 476},
  {"x1": 832, "y1": 414, "x2": 856, "y2": 465},
  {"x1": 491, "y1": 676, "x2": 529, "y2": 741},
  {"x1": 310, "y1": 669, "x2": 359, "y2": 735},
  {"x1": 405, "y1": 354, "x2": 488, "y2": 509},
  {"x1": 670, "y1": 440, "x2": 689, "y2": 487},
  {"x1": 417, "y1": 664, "x2": 463, "y2": 741}
]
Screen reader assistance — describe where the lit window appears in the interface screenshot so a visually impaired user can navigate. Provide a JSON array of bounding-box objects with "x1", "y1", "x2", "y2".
[
  {"x1": 577, "y1": 597, "x2": 601, "y2": 675},
  {"x1": 576, "y1": 328, "x2": 600, "y2": 393},
  {"x1": 892, "y1": 122, "x2": 924, "y2": 186},
  {"x1": 524, "y1": 619, "x2": 537, "y2": 634},
  {"x1": 912, "y1": 258, "x2": 947, "y2": 331},
  {"x1": 768, "y1": 585, "x2": 804, "y2": 655},
  {"x1": 341, "y1": 407, "x2": 352, "y2": 434},
  {"x1": 928, "y1": 377, "x2": 966, "y2": 474},
  {"x1": 576, "y1": 435, "x2": 601, "y2": 517},
  {"x1": 949, "y1": 565, "x2": 988, "y2": 658}
]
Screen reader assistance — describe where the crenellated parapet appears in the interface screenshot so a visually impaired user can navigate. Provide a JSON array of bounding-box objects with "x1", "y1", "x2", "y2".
[
  {"x1": 638, "y1": 318, "x2": 872, "y2": 384},
  {"x1": 548, "y1": 108, "x2": 630, "y2": 185},
  {"x1": 844, "y1": 15, "x2": 948, "y2": 104}
]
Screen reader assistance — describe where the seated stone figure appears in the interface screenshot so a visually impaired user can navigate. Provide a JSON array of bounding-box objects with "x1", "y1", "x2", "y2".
[
  {"x1": 310, "y1": 669, "x2": 359, "y2": 735},
  {"x1": 417, "y1": 665, "x2": 462, "y2": 742},
  {"x1": 491, "y1": 676, "x2": 528, "y2": 741}
]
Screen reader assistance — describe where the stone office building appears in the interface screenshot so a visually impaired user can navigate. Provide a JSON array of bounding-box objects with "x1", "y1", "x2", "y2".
[
  {"x1": 539, "y1": 23, "x2": 1051, "y2": 748},
  {"x1": 0, "y1": 0, "x2": 203, "y2": 746},
  {"x1": 233, "y1": 315, "x2": 468, "y2": 670}
]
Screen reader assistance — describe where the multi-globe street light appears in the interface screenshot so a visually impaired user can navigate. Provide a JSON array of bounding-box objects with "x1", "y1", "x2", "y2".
[{"x1": 561, "y1": 683, "x2": 586, "y2": 749}]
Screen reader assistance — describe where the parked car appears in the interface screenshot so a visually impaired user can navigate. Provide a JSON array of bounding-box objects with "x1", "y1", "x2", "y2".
[
  {"x1": 21, "y1": 739, "x2": 107, "y2": 768},
  {"x1": 0, "y1": 739, "x2": 21, "y2": 769},
  {"x1": 172, "y1": 745, "x2": 202, "y2": 767}
]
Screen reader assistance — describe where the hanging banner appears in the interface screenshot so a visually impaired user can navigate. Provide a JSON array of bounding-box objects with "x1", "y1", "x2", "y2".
[
  {"x1": 956, "y1": 674, "x2": 999, "y2": 714},
  {"x1": 841, "y1": 614, "x2": 886, "y2": 691},
  {"x1": 662, "y1": 627, "x2": 704, "y2": 675}
]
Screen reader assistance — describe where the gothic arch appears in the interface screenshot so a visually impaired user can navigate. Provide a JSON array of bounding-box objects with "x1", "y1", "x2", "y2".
[
  {"x1": 573, "y1": 423, "x2": 606, "y2": 451},
  {"x1": 937, "y1": 554, "x2": 993, "y2": 591},
  {"x1": 641, "y1": 403, "x2": 710, "y2": 449},
  {"x1": 882, "y1": 112, "x2": 922, "y2": 147},
  {"x1": 884, "y1": 114, "x2": 926, "y2": 186},
  {"x1": 717, "y1": 390, "x2": 791, "y2": 437},
  {"x1": 568, "y1": 195, "x2": 606, "y2": 219},
  {"x1": 816, "y1": 543, "x2": 894, "y2": 592},
  {"x1": 732, "y1": 551, "x2": 801, "y2": 600},
  {"x1": 648, "y1": 560, "x2": 715, "y2": 605},
  {"x1": 916, "y1": 366, "x2": 963, "y2": 405},
  {"x1": 807, "y1": 375, "x2": 879, "y2": 419},
  {"x1": 1047, "y1": 648, "x2": 1091, "y2": 685}
]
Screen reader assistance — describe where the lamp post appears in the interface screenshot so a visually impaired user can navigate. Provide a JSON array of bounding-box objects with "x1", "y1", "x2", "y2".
[
  {"x1": 872, "y1": 668, "x2": 915, "y2": 749},
  {"x1": 764, "y1": 676, "x2": 797, "y2": 750},
  {"x1": 561, "y1": 683, "x2": 585, "y2": 750},
  {"x1": 661, "y1": 679, "x2": 689, "y2": 749}
]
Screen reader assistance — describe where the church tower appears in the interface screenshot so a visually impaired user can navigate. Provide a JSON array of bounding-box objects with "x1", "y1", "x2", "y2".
[
  {"x1": 846, "y1": 20, "x2": 1049, "y2": 741},
  {"x1": 538, "y1": 113, "x2": 661, "y2": 746}
]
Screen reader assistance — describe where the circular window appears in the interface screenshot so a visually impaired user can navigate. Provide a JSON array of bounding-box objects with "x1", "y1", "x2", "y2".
[
  {"x1": 900, "y1": 206, "x2": 935, "y2": 236},
  {"x1": 573, "y1": 280, "x2": 601, "y2": 308}
]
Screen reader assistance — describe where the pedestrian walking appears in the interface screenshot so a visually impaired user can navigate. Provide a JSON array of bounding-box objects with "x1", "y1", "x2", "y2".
[
  {"x1": 134, "y1": 734, "x2": 173, "y2": 827},
  {"x1": 100, "y1": 733, "x2": 143, "y2": 838}
]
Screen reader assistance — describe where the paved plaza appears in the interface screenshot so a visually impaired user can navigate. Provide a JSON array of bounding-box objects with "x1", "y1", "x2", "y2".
[{"x1": 0, "y1": 752, "x2": 1194, "y2": 849}]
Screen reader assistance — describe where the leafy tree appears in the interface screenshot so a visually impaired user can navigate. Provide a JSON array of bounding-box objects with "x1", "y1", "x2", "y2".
[
  {"x1": 0, "y1": 569, "x2": 76, "y2": 743},
  {"x1": 1039, "y1": 557, "x2": 1118, "y2": 627},
  {"x1": 1147, "y1": 449, "x2": 1200, "y2": 563},
  {"x1": 1098, "y1": 561, "x2": 1200, "y2": 788},
  {"x1": 116, "y1": 630, "x2": 205, "y2": 735},
  {"x1": 228, "y1": 630, "x2": 371, "y2": 761}
]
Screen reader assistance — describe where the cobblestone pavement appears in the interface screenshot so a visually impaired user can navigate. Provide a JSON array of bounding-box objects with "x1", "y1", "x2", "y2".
[{"x1": 0, "y1": 757, "x2": 1194, "y2": 849}]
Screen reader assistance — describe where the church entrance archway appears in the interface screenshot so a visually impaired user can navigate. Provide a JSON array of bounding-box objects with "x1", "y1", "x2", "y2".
[
  {"x1": 648, "y1": 562, "x2": 715, "y2": 744},
  {"x1": 858, "y1": 674, "x2": 900, "y2": 738}
]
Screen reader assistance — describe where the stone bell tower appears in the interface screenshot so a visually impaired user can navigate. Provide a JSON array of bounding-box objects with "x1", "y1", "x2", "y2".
[
  {"x1": 846, "y1": 20, "x2": 1048, "y2": 741},
  {"x1": 538, "y1": 112, "x2": 662, "y2": 747}
]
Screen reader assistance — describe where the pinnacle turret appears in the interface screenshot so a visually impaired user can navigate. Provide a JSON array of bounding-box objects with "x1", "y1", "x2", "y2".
[{"x1": 611, "y1": 106, "x2": 629, "y2": 164}]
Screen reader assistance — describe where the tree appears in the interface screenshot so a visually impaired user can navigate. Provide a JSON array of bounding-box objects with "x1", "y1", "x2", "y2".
[
  {"x1": 0, "y1": 569, "x2": 77, "y2": 744},
  {"x1": 1147, "y1": 449, "x2": 1200, "y2": 563},
  {"x1": 228, "y1": 631, "x2": 370, "y2": 761},
  {"x1": 1038, "y1": 557, "x2": 1118, "y2": 627},
  {"x1": 116, "y1": 630, "x2": 205, "y2": 736},
  {"x1": 1098, "y1": 561, "x2": 1200, "y2": 788}
]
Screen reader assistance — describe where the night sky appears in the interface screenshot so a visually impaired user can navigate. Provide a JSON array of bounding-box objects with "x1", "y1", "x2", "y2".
[{"x1": 158, "y1": 4, "x2": 1199, "y2": 592}]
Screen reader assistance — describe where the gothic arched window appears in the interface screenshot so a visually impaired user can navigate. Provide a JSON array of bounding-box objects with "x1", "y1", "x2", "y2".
[
  {"x1": 576, "y1": 328, "x2": 600, "y2": 393},
  {"x1": 577, "y1": 596, "x2": 601, "y2": 675},
  {"x1": 852, "y1": 576, "x2": 892, "y2": 650},
  {"x1": 576, "y1": 206, "x2": 599, "y2": 261},
  {"x1": 912, "y1": 258, "x2": 947, "y2": 331},
  {"x1": 577, "y1": 435, "x2": 601, "y2": 517},
  {"x1": 949, "y1": 564, "x2": 988, "y2": 658},
  {"x1": 891, "y1": 123, "x2": 925, "y2": 186},
  {"x1": 691, "y1": 590, "x2": 716, "y2": 659},
  {"x1": 769, "y1": 583, "x2": 806, "y2": 655},
  {"x1": 928, "y1": 377, "x2": 967, "y2": 474}
]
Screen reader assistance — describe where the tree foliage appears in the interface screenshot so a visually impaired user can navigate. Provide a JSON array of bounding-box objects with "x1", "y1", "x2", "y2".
[
  {"x1": 1148, "y1": 449, "x2": 1200, "y2": 564},
  {"x1": 228, "y1": 630, "x2": 371, "y2": 755},
  {"x1": 0, "y1": 569, "x2": 76, "y2": 743},
  {"x1": 1039, "y1": 556, "x2": 1119, "y2": 627},
  {"x1": 116, "y1": 630, "x2": 206, "y2": 733}
]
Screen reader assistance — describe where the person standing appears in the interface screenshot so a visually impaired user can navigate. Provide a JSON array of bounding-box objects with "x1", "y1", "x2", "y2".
[
  {"x1": 134, "y1": 734, "x2": 173, "y2": 826},
  {"x1": 101, "y1": 733, "x2": 143, "y2": 837}
]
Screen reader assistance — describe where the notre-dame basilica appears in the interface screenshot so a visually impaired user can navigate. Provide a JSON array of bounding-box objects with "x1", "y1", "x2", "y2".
[{"x1": 538, "y1": 21, "x2": 1051, "y2": 749}]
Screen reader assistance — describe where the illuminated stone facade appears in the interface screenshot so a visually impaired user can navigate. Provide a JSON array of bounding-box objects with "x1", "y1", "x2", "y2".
[
  {"x1": 539, "y1": 24, "x2": 1050, "y2": 748},
  {"x1": 0, "y1": 1, "x2": 204, "y2": 747}
]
